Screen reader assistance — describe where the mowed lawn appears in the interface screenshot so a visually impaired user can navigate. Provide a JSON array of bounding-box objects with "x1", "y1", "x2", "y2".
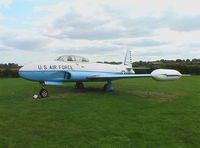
[{"x1": 0, "y1": 76, "x2": 200, "y2": 148}]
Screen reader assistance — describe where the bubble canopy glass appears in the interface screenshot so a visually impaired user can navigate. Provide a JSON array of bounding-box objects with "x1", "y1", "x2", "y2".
[{"x1": 55, "y1": 55, "x2": 89, "y2": 63}]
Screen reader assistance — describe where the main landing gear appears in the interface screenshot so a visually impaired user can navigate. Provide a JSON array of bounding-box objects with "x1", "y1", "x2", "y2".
[
  {"x1": 75, "y1": 82, "x2": 84, "y2": 89},
  {"x1": 103, "y1": 81, "x2": 114, "y2": 91},
  {"x1": 74, "y1": 81, "x2": 114, "y2": 91},
  {"x1": 33, "y1": 82, "x2": 48, "y2": 99}
]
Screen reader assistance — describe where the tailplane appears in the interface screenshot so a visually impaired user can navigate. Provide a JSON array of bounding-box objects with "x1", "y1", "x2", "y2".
[{"x1": 123, "y1": 49, "x2": 133, "y2": 67}]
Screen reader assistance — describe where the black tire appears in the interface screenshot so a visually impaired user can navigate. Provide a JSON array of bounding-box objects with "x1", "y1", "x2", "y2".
[
  {"x1": 103, "y1": 84, "x2": 108, "y2": 91},
  {"x1": 75, "y1": 82, "x2": 84, "y2": 89},
  {"x1": 78, "y1": 83, "x2": 84, "y2": 89},
  {"x1": 39, "y1": 89, "x2": 48, "y2": 98}
]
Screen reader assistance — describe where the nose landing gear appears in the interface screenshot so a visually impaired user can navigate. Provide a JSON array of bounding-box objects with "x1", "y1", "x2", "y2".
[{"x1": 32, "y1": 82, "x2": 48, "y2": 99}]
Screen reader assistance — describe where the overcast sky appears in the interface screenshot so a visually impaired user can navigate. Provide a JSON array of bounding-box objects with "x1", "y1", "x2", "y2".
[{"x1": 0, "y1": 0, "x2": 200, "y2": 64}]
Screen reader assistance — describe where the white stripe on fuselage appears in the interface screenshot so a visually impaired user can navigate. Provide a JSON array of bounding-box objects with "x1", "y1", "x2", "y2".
[{"x1": 20, "y1": 61, "x2": 135, "y2": 74}]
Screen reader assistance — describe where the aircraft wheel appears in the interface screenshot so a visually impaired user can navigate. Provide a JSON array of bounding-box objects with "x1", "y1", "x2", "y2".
[
  {"x1": 39, "y1": 89, "x2": 48, "y2": 98},
  {"x1": 103, "y1": 81, "x2": 114, "y2": 91},
  {"x1": 75, "y1": 82, "x2": 84, "y2": 89},
  {"x1": 103, "y1": 84, "x2": 108, "y2": 91}
]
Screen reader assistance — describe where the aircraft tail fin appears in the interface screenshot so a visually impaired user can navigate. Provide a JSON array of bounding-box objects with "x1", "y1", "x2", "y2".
[{"x1": 123, "y1": 49, "x2": 133, "y2": 67}]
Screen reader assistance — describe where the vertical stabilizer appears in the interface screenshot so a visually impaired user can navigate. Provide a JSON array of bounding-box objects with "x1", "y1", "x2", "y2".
[{"x1": 123, "y1": 49, "x2": 133, "y2": 67}]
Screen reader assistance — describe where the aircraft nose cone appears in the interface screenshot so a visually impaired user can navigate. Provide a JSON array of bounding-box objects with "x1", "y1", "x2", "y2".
[
  {"x1": 19, "y1": 66, "x2": 24, "y2": 71},
  {"x1": 18, "y1": 66, "x2": 25, "y2": 78},
  {"x1": 18, "y1": 65, "x2": 32, "y2": 80}
]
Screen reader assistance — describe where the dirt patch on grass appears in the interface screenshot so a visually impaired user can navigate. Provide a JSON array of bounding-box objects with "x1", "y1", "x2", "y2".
[{"x1": 116, "y1": 89, "x2": 180, "y2": 102}]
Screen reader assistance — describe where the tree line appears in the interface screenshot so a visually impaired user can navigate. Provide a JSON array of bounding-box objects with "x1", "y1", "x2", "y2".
[
  {"x1": 133, "y1": 59, "x2": 200, "y2": 74},
  {"x1": 98, "y1": 59, "x2": 200, "y2": 75},
  {"x1": 0, "y1": 59, "x2": 199, "y2": 78},
  {"x1": 0, "y1": 63, "x2": 21, "y2": 78}
]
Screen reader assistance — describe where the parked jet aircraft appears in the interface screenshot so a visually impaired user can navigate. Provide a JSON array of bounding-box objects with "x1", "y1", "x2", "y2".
[{"x1": 19, "y1": 50, "x2": 182, "y2": 98}]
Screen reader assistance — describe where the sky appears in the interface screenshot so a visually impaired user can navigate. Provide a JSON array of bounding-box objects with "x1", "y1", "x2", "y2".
[{"x1": 0, "y1": 0, "x2": 200, "y2": 64}]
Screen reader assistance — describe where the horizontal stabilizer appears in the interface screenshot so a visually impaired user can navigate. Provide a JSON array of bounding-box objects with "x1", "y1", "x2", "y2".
[{"x1": 44, "y1": 81, "x2": 64, "y2": 85}]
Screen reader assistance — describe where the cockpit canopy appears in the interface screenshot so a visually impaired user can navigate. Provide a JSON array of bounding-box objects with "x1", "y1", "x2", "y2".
[{"x1": 55, "y1": 55, "x2": 89, "y2": 63}]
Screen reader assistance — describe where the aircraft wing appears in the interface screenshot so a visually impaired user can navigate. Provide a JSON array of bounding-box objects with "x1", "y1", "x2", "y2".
[{"x1": 87, "y1": 74, "x2": 151, "y2": 81}]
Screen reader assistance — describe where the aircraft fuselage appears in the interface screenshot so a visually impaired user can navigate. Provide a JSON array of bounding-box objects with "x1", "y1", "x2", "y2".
[{"x1": 19, "y1": 61, "x2": 134, "y2": 82}]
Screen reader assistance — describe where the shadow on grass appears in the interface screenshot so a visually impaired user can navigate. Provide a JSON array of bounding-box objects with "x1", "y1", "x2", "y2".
[
  {"x1": 48, "y1": 85, "x2": 108, "y2": 93},
  {"x1": 45, "y1": 85, "x2": 113, "y2": 99},
  {"x1": 29, "y1": 84, "x2": 176, "y2": 102},
  {"x1": 45, "y1": 85, "x2": 177, "y2": 102}
]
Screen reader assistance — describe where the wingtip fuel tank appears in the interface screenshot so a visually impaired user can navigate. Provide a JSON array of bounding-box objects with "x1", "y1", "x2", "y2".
[{"x1": 151, "y1": 69, "x2": 182, "y2": 81}]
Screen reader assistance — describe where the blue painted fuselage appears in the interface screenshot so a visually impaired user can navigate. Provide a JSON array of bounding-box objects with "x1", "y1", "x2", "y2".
[{"x1": 19, "y1": 70, "x2": 119, "y2": 82}]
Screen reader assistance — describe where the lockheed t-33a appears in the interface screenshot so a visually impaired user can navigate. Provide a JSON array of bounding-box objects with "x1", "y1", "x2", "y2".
[{"x1": 19, "y1": 50, "x2": 182, "y2": 98}]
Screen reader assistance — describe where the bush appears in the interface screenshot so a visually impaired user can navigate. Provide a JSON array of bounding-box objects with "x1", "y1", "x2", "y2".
[{"x1": 0, "y1": 68, "x2": 19, "y2": 78}]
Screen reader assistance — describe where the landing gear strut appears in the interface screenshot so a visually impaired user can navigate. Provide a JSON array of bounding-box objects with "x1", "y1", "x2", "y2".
[
  {"x1": 33, "y1": 82, "x2": 48, "y2": 99},
  {"x1": 75, "y1": 82, "x2": 84, "y2": 89},
  {"x1": 103, "y1": 81, "x2": 114, "y2": 91}
]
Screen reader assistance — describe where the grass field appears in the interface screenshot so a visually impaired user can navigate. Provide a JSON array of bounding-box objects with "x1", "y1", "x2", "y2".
[{"x1": 0, "y1": 76, "x2": 200, "y2": 148}]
